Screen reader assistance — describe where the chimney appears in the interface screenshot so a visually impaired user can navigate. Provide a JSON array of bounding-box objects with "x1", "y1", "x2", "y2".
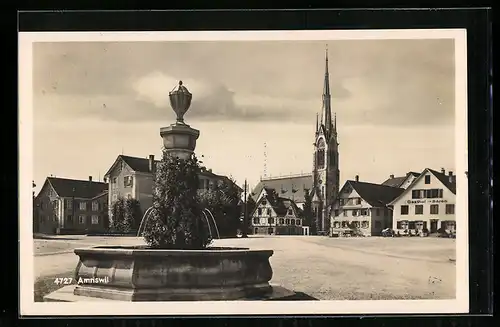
[
  {"x1": 355, "y1": 175, "x2": 359, "y2": 182},
  {"x1": 441, "y1": 168, "x2": 446, "y2": 174},
  {"x1": 89, "y1": 176, "x2": 92, "y2": 182},
  {"x1": 390, "y1": 174, "x2": 394, "y2": 179},
  {"x1": 149, "y1": 155, "x2": 155, "y2": 173},
  {"x1": 208, "y1": 169, "x2": 212, "y2": 173},
  {"x1": 448, "y1": 171, "x2": 454, "y2": 183}
]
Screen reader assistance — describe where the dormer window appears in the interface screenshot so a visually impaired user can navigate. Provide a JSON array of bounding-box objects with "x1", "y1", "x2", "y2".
[
  {"x1": 262, "y1": 200, "x2": 267, "y2": 205},
  {"x1": 288, "y1": 208, "x2": 293, "y2": 215}
]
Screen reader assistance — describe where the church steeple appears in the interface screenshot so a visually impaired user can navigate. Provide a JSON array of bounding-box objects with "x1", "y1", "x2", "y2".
[{"x1": 321, "y1": 45, "x2": 333, "y2": 136}]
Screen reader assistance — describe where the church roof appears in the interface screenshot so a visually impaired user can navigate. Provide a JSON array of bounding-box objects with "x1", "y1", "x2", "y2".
[
  {"x1": 251, "y1": 174, "x2": 313, "y2": 203},
  {"x1": 346, "y1": 180, "x2": 405, "y2": 207}
]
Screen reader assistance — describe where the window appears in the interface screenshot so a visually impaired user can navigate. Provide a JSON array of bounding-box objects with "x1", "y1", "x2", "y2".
[
  {"x1": 92, "y1": 201, "x2": 99, "y2": 211},
  {"x1": 339, "y1": 198, "x2": 344, "y2": 206},
  {"x1": 353, "y1": 221, "x2": 360, "y2": 228},
  {"x1": 426, "y1": 189, "x2": 443, "y2": 198},
  {"x1": 400, "y1": 205, "x2": 409, "y2": 215},
  {"x1": 360, "y1": 209, "x2": 368, "y2": 216},
  {"x1": 268, "y1": 218, "x2": 274, "y2": 225},
  {"x1": 415, "y1": 205, "x2": 424, "y2": 215},
  {"x1": 288, "y1": 208, "x2": 293, "y2": 215},
  {"x1": 352, "y1": 210, "x2": 358, "y2": 217},
  {"x1": 112, "y1": 177, "x2": 117, "y2": 184},
  {"x1": 341, "y1": 221, "x2": 348, "y2": 228},
  {"x1": 396, "y1": 221, "x2": 402, "y2": 229},
  {"x1": 261, "y1": 200, "x2": 267, "y2": 205},
  {"x1": 279, "y1": 218, "x2": 284, "y2": 224},
  {"x1": 257, "y1": 208, "x2": 262, "y2": 216},
  {"x1": 316, "y1": 139, "x2": 326, "y2": 169},
  {"x1": 374, "y1": 221, "x2": 382, "y2": 228},
  {"x1": 65, "y1": 199, "x2": 73, "y2": 209},
  {"x1": 296, "y1": 219, "x2": 301, "y2": 226},
  {"x1": 361, "y1": 221, "x2": 369, "y2": 229},
  {"x1": 343, "y1": 210, "x2": 348, "y2": 217},
  {"x1": 430, "y1": 204, "x2": 439, "y2": 214},
  {"x1": 446, "y1": 204, "x2": 455, "y2": 214},
  {"x1": 267, "y1": 208, "x2": 272, "y2": 216},
  {"x1": 356, "y1": 198, "x2": 362, "y2": 205},
  {"x1": 79, "y1": 202, "x2": 87, "y2": 211},
  {"x1": 253, "y1": 218, "x2": 259, "y2": 224},
  {"x1": 285, "y1": 219, "x2": 290, "y2": 225},
  {"x1": 268, "y1": 227, "x2": 274, "y2": 235},
  {"x1": 254, "y1": 228, "x2": 258, "y2": 234},
  {"x1": 126, "y1": 193, "x2": 132, "y2": 199},
  {"x1": 78, "y1": 215, "x2": 85, "y2": 224},
  {"x1": 425, "y1": 175, "x2": 431, "y2": 184},
  {"x1": 412, "y1": 190, "x2": 423, "y2": 199},
  {"x1": 334, "y1": 209, "x2": 339, "y2": 216},
  {"x1": 409, "y1": 221, "x2": 416, "y2": 229},
  {"x1": 334, "y1": 222, "x2": 340, "y2": 228},
  {"x1": 91, "y1": 215, "x2": 99, "y2": 224},
  {"x1": 124, "y1": 176, "x2": 134, "y2": 188},
  {"x1": 376, "y1": 208, "x2": 380, "y2": 216}
]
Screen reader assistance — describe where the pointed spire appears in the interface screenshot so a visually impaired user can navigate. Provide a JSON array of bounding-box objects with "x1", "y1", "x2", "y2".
[
  {"x1": 316, "y1": 112, "x2": 319, "y2": 132},
  {"x1": 322, "y1": 44, "x2": 332, "y2": 136}
]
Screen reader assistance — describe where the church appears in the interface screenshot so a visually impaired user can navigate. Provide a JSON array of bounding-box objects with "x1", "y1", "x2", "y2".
[{"x1": 251, "y1": 49, "x2": 340, "y2": 235}]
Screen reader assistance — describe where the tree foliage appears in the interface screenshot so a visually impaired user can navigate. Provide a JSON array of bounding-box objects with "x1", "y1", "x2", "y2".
[
  {"x1": 302, "y1": 188, "x2": 316, "y2": 234},
  {"x1": 142, "y1": 152, "x2": 211, "y2": 249},
  {"x1": 200, "y1": 177, "x2": 242, "y2": 238},
  {"x1": 243, "y1": 195, "x2": 257, "y2": 235},
  {"x1": 111, "y1": 197, "x2": 142, "y2": 233}
]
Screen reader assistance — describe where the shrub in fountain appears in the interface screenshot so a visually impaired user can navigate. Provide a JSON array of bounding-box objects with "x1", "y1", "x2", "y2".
[{"x1": 143, "y1": 152, "x2": 211, "y2": 249}]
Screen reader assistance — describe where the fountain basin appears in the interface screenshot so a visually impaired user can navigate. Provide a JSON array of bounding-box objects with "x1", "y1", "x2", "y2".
[{"x1": 67, "y1": 246, "x2": 274, "y2": 301}]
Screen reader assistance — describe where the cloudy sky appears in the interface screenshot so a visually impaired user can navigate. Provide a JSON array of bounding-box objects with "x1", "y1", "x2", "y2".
[{"x1": 32, "y1": 39, "x2": 456, "y2": 192}]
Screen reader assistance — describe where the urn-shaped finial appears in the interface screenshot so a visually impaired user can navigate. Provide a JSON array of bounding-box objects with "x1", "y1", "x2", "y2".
[{"x1": 169, "y1": 80, "x2": 192, "y2": 123}]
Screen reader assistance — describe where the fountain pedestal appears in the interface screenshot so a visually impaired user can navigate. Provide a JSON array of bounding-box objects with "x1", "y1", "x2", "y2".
[{"x1": 160, "y1": 122, "x2": 199, "y2": 160}]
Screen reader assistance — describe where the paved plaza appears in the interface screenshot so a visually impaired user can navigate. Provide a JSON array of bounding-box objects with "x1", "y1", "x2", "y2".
[{"x1": 33, "y1": 235, "x2": 456, "y2": 301}]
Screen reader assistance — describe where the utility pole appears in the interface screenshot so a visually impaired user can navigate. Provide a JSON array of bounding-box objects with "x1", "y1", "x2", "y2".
[{"x1": 242, "y1": 179, "x2": 248, "y2": 238}]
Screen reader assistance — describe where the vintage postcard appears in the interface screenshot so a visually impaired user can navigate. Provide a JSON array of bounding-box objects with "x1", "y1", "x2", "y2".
[{"x1": 19, "y1": 29, "x2": 468, "y2": 316}]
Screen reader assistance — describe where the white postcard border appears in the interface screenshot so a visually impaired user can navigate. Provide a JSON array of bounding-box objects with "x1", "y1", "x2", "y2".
[{"x1": 19, "y1": 29, "x2": 469, "y2": 316}]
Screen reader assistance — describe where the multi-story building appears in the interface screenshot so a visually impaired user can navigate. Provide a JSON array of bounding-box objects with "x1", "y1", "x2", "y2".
[
  {"x1": 250, "y1": 187, "x2": 305, "y2": 235},
  {"x1": 389, "y1": 168, "x2": 456, "y2": 236},
  {"x1": 33, "y1": 176, "x2": 109, "y2": 234},
  {"x1": 103, "y1": 154, "x2": 237, "y2": 224},
  {"x1": 330, "y1": 175, "x2": 405, "y2": 237}
]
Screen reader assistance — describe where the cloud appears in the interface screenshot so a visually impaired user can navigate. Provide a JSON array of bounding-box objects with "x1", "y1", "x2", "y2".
[{"x1": 31, "y1": 39, "x2": 456, "y2": 126}]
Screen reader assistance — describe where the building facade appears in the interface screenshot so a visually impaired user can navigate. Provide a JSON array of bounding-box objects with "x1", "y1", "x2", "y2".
[
  {"x1": 389, "y1": 168, "x2": 457, "y2": 236},
  {"x1": 250, "y1": 48, "x2": 340, "y2": 235},
  {"x1": 250, "y1": 187, "x2": 303, "y2": 235},
  {"x1": 33, "y1": 176, "x2": 109, "y2": 235},
  {"x1": 330, "y1": 176, "x2": 404, "y2": 237},
  {"x1": 104, "y1": 154, "x2": 236, "y2": 224}
]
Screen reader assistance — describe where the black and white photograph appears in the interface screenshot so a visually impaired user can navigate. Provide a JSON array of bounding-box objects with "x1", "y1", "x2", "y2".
[{"x1": 19, "y1": 29, "x2": 468, "y2": 316}]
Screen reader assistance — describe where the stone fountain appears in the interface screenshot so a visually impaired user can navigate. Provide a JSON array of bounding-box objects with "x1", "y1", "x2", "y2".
[{"x1": 44, "y1": 81, "x2": 297, "y2": 302}]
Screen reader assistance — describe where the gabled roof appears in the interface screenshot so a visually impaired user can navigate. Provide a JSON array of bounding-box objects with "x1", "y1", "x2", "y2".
[
  {"x1": 45, "y1": 177, "x2": 108, "y2": 199},
  {"x1": 381, "y1": 172, "x2": 420, "y2": 188},
  {"x1": 343, "y1": 180, "x2": 405, "y2": 207},
  {"x1": 251, "y1": 189, "x2": 302, "y2": 218},
  {"x1": 427, "y1": 168, "x2": 456, "y2": 194},
  {"x1": 104, "y1": 154, "x2": 232, "y2": 183},
  {"x1": 388, "y1": 168, "x2": 457, "y2": 205},
  {"x1": 251, "y1": 174, "x2": 313, "y2": 203}
]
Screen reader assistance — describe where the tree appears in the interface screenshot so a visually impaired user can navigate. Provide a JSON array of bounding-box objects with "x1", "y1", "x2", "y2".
[
  {"x1": 243, "y1": 195, "x2": 257, "y2": 234},
  {"x1": 110, "y1": 197, "x2": 128, "y2": 233},
  {"x1": 200, "y1": 177, "x2": 242, "y2": 238},
  {"x1": 124, "y1": 198, "x2": 143, "y2": 230},
  {"x1": 302, "y1": 188, "x2": 315, "y2": 235},
  {"x1": 143, "y1": 152, "x2": 211, "y2": 249}
]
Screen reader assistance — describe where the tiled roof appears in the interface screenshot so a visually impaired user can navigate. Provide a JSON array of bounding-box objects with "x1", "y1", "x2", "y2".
[
  {"x1": 120, "y1": 155, "x2": 158, "y2": 173},
  {"x1": 428, "y1": 168, "x2": 456, "y2": 194},
  {"x1": 106, "y1": 154, "x2": 228, "y2": 180},
  {"x1": 47, "y1": 177, "x2": 108, "y2": 199},
  {"x1": 251, "y1": 174, "x2": 313, "y2": 203},
  {"x1": 255, "y1": 189, "x2": 301, "y2": 217},
  {"x1": 381, "y1": 172, "x2": 420, "y2": 188},
  {"x1": 348, "y1": 180, "x2": 405, "y2": 207}
]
